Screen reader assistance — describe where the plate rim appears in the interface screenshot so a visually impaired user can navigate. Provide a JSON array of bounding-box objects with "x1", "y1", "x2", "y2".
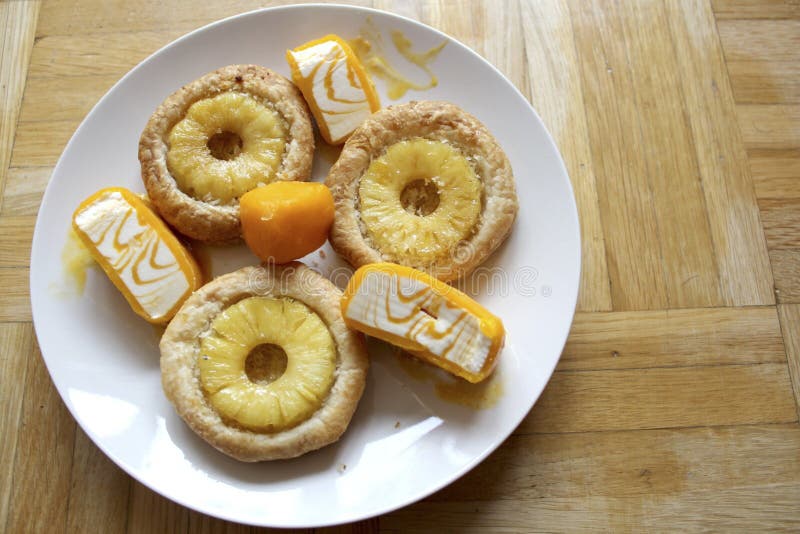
[{"x1": 29, "y1": 2, "x2": 581, "y2": 527}]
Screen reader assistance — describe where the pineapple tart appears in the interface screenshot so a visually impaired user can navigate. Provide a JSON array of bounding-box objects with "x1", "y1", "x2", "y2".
[
  {"x1": 326, "y1": 101, "x2": 518, "y2": 282},
  {"x1": 160, "y1": 262, "x2": 368, "y2": 461},
  {"x1": 139, "y1": 64, "x2": 314, "y2": 243}
]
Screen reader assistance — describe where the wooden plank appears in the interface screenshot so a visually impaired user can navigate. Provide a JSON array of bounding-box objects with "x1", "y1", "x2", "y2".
[
  {"x1": 185, "y1": 512, "x2": 260, "y2": 533},
  {"x1": 126, "y1": 481, "x2": 188, "y2": 533},
  {"x1": 738, "y1": 105, "x2": 800, "y2": 149},
  {"x1": 760, "y1": 198, "x2": 800, "y2": 249},
  {"x1": 778, "y1": 305, "x2": 800, "y2": 418},
  {"x1": 518, "y1": 363, "x2": 797, "y2": 434},
  {"x1": 18, "y1": 74, "x2": 117, "y2": 123},
  {"x1": 0, "y1": 0, "x2": 41, "y2": 201},
  {"x1": 561, "y1": 307, "x2": 786, "y2": 371},
  {"x1": 617, "y1": 0, "x2": 722, "y2": 308},
  {"x1": 749, "y1": 148, "x2": 800, "y2": 199},
  {"x1": 772, "y1": 249, "x2": 800, "y2": 303},
  {"x1": 718, "y1": 20, "x2": 800, "y2": 62},
  {"x1": 568, "y1": 0, "x2": 668, "y2": 310},
  {"x1": 0, "y1": 216, "x2": 36, "y2": 267},
  {"x1": 5, "y1": 341, "x2": 76, "y2": 534},
  {"x1": 318, "y1": 519, "x2": 379, "y2": 534},
  {"x1": 0, "y1": 268, "x2": 32, "y2": 322},
  {"x1": 382, "y1": 485, "x2": 800, "y2": 532},
  {"x1": 435, "y1": 424, "x2": 800, "y2": 501},
  {"x1": 0, "y1": 324, "x2": 34, "y2": 531},
  {"x1": 36, "y1": 0, "x2": 373, "y2": 37},
  {"x1": 10, "y1": 119, "x2": 76, "y2": 168},
  {"x1": 665, "y1": 0, "x2": 775, "y2": 306},
  {"x1": 65, "y1": 429, "x2": 130, "y2": 534},
  {"x1": 712, "y1": 0, "x2": 800, "y2": 19},
  {"x1": 0, "y1": 166, "x2": 52, "y2": 216},
  {"x1": 519, "y1": 0, "x2": 612, "y2": 311},
  {"x1": 28, "y1": 31, "x2": 181, "y2": 79},
  {"x1": 728, "y1": 61, "x2": 800, "y2": 104}
]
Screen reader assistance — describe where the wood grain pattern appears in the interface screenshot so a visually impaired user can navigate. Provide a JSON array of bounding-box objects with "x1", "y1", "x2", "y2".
[
  {"x1": 0, "y1": 1, "x2": 40, "y2": 208},
  {"x1": 0, "y1": 166, "x2": 52, "y2": 216},
  {"x1": 519, "y1": 0, "x2": 612, "y2": 312},
  {"x1": 728, "y1": 61, "x2": 800, "y2": 103},
  {"x1": 718, "y1": 20, "x2": 800, "y2": 62},
  {"x1": 382, "y1": 486, "x2": 800, "y2": 532},
  {"x1": 562, "y1": 307, "x2": 785, "y2": 371},
  {"x1": 0, "y1": 324, "x2": 34, "y2": 531},
  {"x1": 0, "y1": 216, "x2": 35, "y2": 267},
  {"x1": 750, "y1": 148, "x2": 800, "y2": 199},
  {"x1": 760, "y1": 198, "x2": 800, "y2": 249},
  {"x1": 665, "y1": 0, "x2": 775, "y2": 306},
  {"x1": 436, "y1": 424, "x2": 800, "y2": 501},
  {"x1": 5, "y1": 343, "x2": 76, "y2": 534},
  {"x1": 28, "y1": 31, "x2": 183, "y2": 79},
  {"x1": 738, "y1": 105, "x2": 800, "y2": 149},
  {"x1": 66, "y1": 430, "x2": 130, "y2": 534},
  {"x1": 771, "y1": 249, "x2": 800, "y2": 303},
  {"x1": 35, "y1": 0, "x2": 372, "y2": 36},
  {"x1": 0, "y1": 268, "x2": 31, "y2": 322},
  {"x1": 19, "y1": 74, "x2": 118, "y2": 123},
  {"x1": 778, "y1": 305, "x2": 800, "y2": 418},
  {"x1": 712, "y1": 0, "x2": 800, "y2": 19},
  {"x1": 619, "y1": 0, "x2": 722, "y2": 308},
  {"x1": 569, "y1": 0, "x2": 669, "y2": 311},
  {"x1": 10, "y1": 119, "x2": 76, "y2": 168},
  {"x1": 127, "y1": 481, "x2": 189, "y2": 533},
  {"x1": 3, "y1": 0, "x2": 800, "y2": 531},
  {"x1": 521, "y1": 363, "x2": 797, "y2": 434}
]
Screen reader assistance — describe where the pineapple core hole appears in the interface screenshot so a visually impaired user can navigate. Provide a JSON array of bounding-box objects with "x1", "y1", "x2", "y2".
[
  {"x1": 207, "y1": 131, "x2": 243, "y2": 161},
  {"x1": 400, "y1": 178, "x2": 440, "y2": 216},
  {"x1": 245, "y1": 343, "x2": 288, "y2": 385}
]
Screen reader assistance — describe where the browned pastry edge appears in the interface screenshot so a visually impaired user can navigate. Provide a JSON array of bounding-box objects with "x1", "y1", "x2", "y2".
[
  {"x1": 325, "y1": 100, "x2": 518, "y2": 281},
  {"x1": 160, "y1": 262, "x2": 369, "y2": 462},
  {"x1": 139, "y1": 65, "x2": 314, "y2": 243}
]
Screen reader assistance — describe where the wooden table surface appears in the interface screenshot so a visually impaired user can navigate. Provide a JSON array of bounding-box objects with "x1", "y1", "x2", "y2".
[{"x1": 2, "y1": 0, "x2": 799, "y2": 531}]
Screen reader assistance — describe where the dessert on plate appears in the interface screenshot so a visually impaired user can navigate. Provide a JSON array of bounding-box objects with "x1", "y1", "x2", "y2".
[
  {"x1": 160, "y1": 262, "x2": 369, "y2": 461},
  {"x1": 326, "y1": 100, "x2": 518, "y2": 281},
  {"x1": 139, "y1": 64, "x2": 314, "y2": 243},
  {"x1": 72, "y1": 187, "x2": 202, "y2": 324},
  {"x1": 342, "y1": 262, "x2": 505, "y2": 383},
  {"x1": 286, "y1": 34, "x2": 381, "y2": 145}
]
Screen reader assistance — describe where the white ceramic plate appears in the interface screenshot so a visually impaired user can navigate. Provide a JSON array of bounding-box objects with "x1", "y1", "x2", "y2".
[{"x1": 30, "y1": 4, "x2": 580, "y2": 528}]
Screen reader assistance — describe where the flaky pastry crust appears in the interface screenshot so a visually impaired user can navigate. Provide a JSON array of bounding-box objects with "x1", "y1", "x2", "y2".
[
  {"x1": 326, "y1": 101, "x2": 518, "y2": 281},
  {"x1": 139, "y1": 65, "x2": 314, "y2": 243},
  {"x1": 160, "y1": 262, "x2": 368, "y2": 462}
]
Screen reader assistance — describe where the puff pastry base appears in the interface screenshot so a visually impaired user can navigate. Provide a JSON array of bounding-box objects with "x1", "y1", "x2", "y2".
[
  {"x1": 160, "y1": 262, "x2": 369, "y2": 461},
  {"x1": 326, "y1": 101, "x2": 518, "y2": 281},
  {"x1": 139, "y1": 65, "x2": 314, "y2": 243}
]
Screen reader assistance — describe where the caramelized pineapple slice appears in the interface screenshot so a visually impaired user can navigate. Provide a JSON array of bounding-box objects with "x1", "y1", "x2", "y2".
[
  {"x1": 358, "y1": 138, "x2": 482, "y2": 265},
  {"x1": 198, "y1": 296, "x2": 336, "y2": 432}
]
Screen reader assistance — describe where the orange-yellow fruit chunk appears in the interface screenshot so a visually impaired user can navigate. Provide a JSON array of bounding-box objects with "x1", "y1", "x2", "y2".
[
  {"x1": 287, "y1": 34, "x2": 381, "y2": 145},
  {"x1": 240, "y1": 182, "x2": 335, "y2": 263},
  {"x1": 72, "y1": 187, "x2": 203, "y2": 324},
  {"x1": 341, "y1": 263, "x2": 505, "y2": 383}
]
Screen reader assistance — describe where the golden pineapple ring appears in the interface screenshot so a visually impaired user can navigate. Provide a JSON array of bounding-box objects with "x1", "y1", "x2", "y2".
[
  {"x1": 326, "y1": 101, "x2": 518, "y2": 281},
  {"x1": 160, "y1": 263, "x2": 369, "y2": 461},
  {"x1": 139, "y1": 65, "x2": 314, "y2": 243}
]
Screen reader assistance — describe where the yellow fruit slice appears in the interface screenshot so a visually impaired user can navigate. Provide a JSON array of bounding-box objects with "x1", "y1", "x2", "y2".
[
  {"x1": 167, "y1": 92, "x2": 287, "y2": 203},
  {"x1": 72, "y1": 187, "x2": 203, "y2": 324},
  {"x1": 198, "y1": 296, "x2": 337, "y2": 432},
  {"x1": 358, "y1": 138, "x2": 482, "y2": 266},
  {"x1": 286, "y1": 34, "x2": 381, "y2": 145},
  {"x1": 341, "y1": 263, "x2": 504, "y2": 383}
]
